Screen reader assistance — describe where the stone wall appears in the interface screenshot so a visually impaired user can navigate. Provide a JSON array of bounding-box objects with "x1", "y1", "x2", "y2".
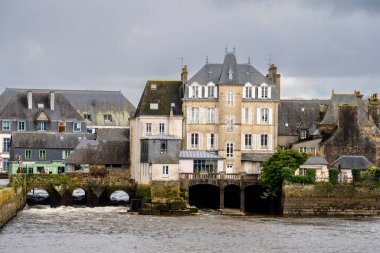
[
  {"x1": 283, "y1": 183, "x2": 380, "y2": 216},
  {"x1": 0, "y1": 187, "x2": 25, "y2": 228}
]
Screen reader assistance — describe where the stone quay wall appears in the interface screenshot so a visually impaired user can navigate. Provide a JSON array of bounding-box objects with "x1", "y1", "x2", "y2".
[
  {"x1": 283, "y1": 183, "x2": 380, "y2": 216},
  {"x1": 0, "y1": 186, "x2": 25, "y2": 228}
]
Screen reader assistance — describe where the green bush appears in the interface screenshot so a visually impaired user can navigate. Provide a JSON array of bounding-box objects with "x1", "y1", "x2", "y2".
[
  {"x1": 374, "y1": 169, "x2": 380, "y2": 182},
  {"x1": 288, "y1": 169, "x2": 316, "y2": 184},
  {"x1": 329, "y1": 168, "x2": 339, "y2": 185},
  {"x1": 306, "y1": 169, "x2": 316, "y2": 182},
  {"x1": 352, "y1": 169, "x2": 361, "y2": 183}
]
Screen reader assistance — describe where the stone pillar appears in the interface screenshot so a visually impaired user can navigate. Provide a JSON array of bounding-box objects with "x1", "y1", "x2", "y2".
[
  {"x1": 219, "y1": 187, "x2": 224, "y2": 209},
  {"x1": 240, "y1": 187, "x2": 245, "y2": 212}
]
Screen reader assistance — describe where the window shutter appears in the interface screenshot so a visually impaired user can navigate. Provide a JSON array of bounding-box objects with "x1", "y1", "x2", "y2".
[
  {"x1": 187, "y1": 133, "x2": 191, "y2": 149},
  {"x1": 258, "y1": 86, "x2": 262, "y2": 98},
  {"x1": 252, "y1": 134, "x2": 257, "y2": 150},
  {"x1": 268, "y1": 134, "x2": 273, "y2": 150},
  {"x1": 215, "y1": 108, "x2": 219, "y2": 123},
  {"x1": 253, "y1": 86, "x2": 256, "y2": 99},
  {"x1": 269, "y1": 108, "x2": 273, "y2": 124},
  {"x1": 206, "y1": 133, "x2": 210, "y2": 150},
  {"x1": 199, "y1": 134, "x2": 203, "y2": 150},
  {"x1": 241, "y1": 134, "x2": 245, "y2": 150},
  {"x1": 215, "y1": 134, "x2": 219, "y2": 149},
  {"x1": 268, "y1": 87, "x2": 272, "y2": 99},
  {"x1": 203, "y1": 108, "x2": 208, "y2": 123},
  {"x1": 214, "y1": 87, "x2": 218, "y2": 98},
  {"x1": 198, "y1": 86, "x2": 202, "y2": 98},
  {"x1": 256, "y1": 108, "x2": 261, "y2": 124},
  {"x1": 249, "y1": 108, "x2": 253, "y2": 124},
  {"x1": 198, "y1": 108, "x2": 203, "y2": 123},
  {"x1": 242, "y1": 87, "x2": 246, "y2": 99},
  {"x1": 256, "y1": 134, "x2": 261, "y2": 150},
  {"x1": 241, "y1": 108, "x2": 245, "y2": 124},
  {"x1": 204, "y1": 86, "x2": 208, "y2": 98},
  {"x1": 188, "y1": 86, "x2": 193, "y2": 98},
  {"x1": 187, "y1": 107, "x2": 191, "y2": 123}
]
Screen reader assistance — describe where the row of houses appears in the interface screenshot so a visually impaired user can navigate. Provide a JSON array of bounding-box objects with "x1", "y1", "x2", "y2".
[{"x1": 1, "y1": 51, "x2": 379, "y2": 183}]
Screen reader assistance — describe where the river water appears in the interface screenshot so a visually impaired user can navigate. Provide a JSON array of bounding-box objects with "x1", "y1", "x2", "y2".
[{"x1": 1, "y1": 206, "x2": 380, "y2": 253}]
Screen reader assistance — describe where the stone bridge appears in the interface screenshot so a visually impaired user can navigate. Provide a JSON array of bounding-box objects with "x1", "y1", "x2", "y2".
[
  {"x1": 179, "y1": 172, "x2": 262, "y2": 212},
  {"x1": 12, "y1": 169, "x2": 137, "y2": 207}
]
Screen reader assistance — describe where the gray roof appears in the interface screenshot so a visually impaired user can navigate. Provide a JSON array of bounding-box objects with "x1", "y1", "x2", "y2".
[
  {"x1": 303, "y1": 156, "x2": 328, "y2": 166},
  {"x1": 142, "y1": 135, "x2": 181, "y2": 140},
  {"x1": 241, "y1": 153, "x2": 273, "y2": 162},
  {"x1": 11, "y1": 132, "x2": 95, "y2": 149},
  {"x1": 151, "y1": 154, "x2": 178, "y2": 164},
  {"x1": 179, "y1": 151, "x2": 224, "y2": 160},
  {"x1": 64, "y1": 140, "x2": 129, "y2": 165},
  {"x1": 332, "y1": 155, "x2": 373, "y2": 170},
  {"x1": 279, "y1": 99, "x2": 329, "y2": 136},
  {"x1": 96, "y1": 128, "x2": 129, "y2": 141}
]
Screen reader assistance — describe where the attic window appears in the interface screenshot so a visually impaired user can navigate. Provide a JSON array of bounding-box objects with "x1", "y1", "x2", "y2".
[
  {"x1": 37, "y1": 103, "x2": 44, "y2": 109},
  {"x1": 300, "y1": 130, "x2": 307, "y2": 139},
  {"x1": 151, "y1": 84, "x2": 157, "y2": 90},
  {"x1": 150, "y1": 103, "x2": 158, "y2": 110},
  {"x1": 104, "y1": 114, "x2": 112, "y2": 123},
  {"x1": 84, "y1": 114, "x2": 92, "y2": 121}
]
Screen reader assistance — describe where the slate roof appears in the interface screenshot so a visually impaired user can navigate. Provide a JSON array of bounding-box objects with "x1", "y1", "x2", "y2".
[
  {"x1": 0, "y1": 91, "x2": 83, "y2": 121},
  {"x1": 179, "y1": 151, "x2": 224, "y2": 160},
  {"x1": 11, "y1": 132, "x2": 95, "y2": 149},
  {"x1": 96, "y1": 128, "x2": 129, "y2": 141},
  {"x1": 151, "y1": 154, "x2": 178, "y2": 164},
  {"x1": 279, "y1": 99, "x2": 329, "y2": 136},
  {"x1": 303, "y1": 156, "x2": 328, "y2": 166},
  {"x1": 332, "y1": 155, "x2": 373, "y2": 170},
  {"x1": 241, "y1": 153, "x2": 273, "y2": 162},
  {"x1": 64, "y1": 140, "x2": 129, "y2": 165},
  {"x1": 134, "y1": 80, "x2": 182, "y2": 117}
]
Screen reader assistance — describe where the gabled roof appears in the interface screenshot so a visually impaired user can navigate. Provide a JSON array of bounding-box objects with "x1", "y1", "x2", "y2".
[
  {"x1": 303, "y1": 156, "x2": 328, "y2": 166},
  {"x1": 179, "y1": 151, "x2": 224, "y2": 160},
  {"x1": 134, "y1": 80, "x2": 182, "y2": 117},
  {"x1": 332, "y1": 155, "x2": 373, "y2": 170},
  {"x1": 64, "y1": 140, "x2": 129, "y2": 165},
  {"x1": 279, "y1": 99, "x2": 329, "y2": 136},
  {"x1": 11, "y1": 132, "x2": 95, "y2": 149},
  {"x1": 0, "y1": 91, "x2": 83, "y2": 121}
]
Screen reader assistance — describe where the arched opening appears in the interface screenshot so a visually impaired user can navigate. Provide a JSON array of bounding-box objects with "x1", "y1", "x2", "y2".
[
  {"x1": 224, "y1": 184, "x2": 240, "y2": 209},
  {"x1": 244, "y1": 185, "x2": 281, "y2": 214},
  {"x1": 189, "y1": 184, "x2": 219, "y2": 209},
  {"x1": 109, "y1": 190, "x2": 130, "y2": 206},
  {"x1": 27, "y1": 188, "x2": 49, "y2": 205},
  {"x1": 72, "y1": 188, "x2": 86, "y2": 205}
]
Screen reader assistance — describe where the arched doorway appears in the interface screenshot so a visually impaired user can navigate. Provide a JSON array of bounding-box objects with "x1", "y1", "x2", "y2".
[
  {"x1": 109, "y1": 190, "x2": 130, "y2": 205},
  {"x1": 224, "y1": 184, "x2": 240, "y2": 209},
  {"x1": 189, "y1": 184, "x2": 220, "y2": 209},
  {"x1": 27, "y1": 188, "x2": 49, "y2": 205}
]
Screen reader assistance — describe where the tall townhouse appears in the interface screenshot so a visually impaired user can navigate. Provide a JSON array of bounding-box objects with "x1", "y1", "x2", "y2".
[{"x1": 182, "y1": 52, "x2": 280, "y2": 174}]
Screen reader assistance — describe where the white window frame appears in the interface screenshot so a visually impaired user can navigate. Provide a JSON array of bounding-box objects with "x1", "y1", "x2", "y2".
[
  {"x1": 191, "y1": 107, "x2": 199, "y2": 123},
  {"x1": 260, "y1": 108, "x2": 269, "y2": 124},
  {"x1": 227, "y1": 116, "x2": 234, "y2": 132},
  {"x1": 261, "y1": 86, "x2": 268, "y2": 98},
  {"x1": 159, "y1": 123, "x2": 165, "y2": 135},
  {"x1": 162, "y1": 165, "x2": 169, "y2": 177},
  {"x1": 245, "y1": 134, "x2": 252, "y2": 149},
  {"x1": 62, "y1": 150, "x2": 71, "y2": 159},
  {"x1": 299, "y1": 147, "x2": 307, "y2": 153},
  {"x1": 227, "y1": 142, "x2": 234, "y2": 158},
  {"x1": 73, "y1": 122, "x2": 81, "y2": 132},
  {"x1": 2, "y1": 120, "x2": 10, "y2": 131},
  {"x1": 207, "y1": 108, "x2": 215, "y2": 123},
  {"x1": 146, "y1": 123, "x2": 152, "y2": 135},
  {"x1": 227, "y1": 90, "x2": 234, "y2": 106},
  {"x1": 226, "y1": 164, "x2": 234, "y2": 174},
  {"x1": 38, "y1": 121, "x2": 47, "y2": 131},
  {"x1": 17, "y1": 120, "x2": 26, "y2": 131},
  {"x1": 39, "y1": 149, "x2": 46, "y2": 160},
  {"x1": 191, "y1": 133, "x2": 199, "y2": 149},
  {"x1": 261, "y1": 134, "x2": 268, "y2": 150},
  {"x1": 300, "y1": 130, "x2": 307, "y2": 139},
  {"x1": 104, "y1": 114, "x2": 113, "y2": 123},
  {"x1": 3, "y1": 138, "x2": 10, "y2": 153}
]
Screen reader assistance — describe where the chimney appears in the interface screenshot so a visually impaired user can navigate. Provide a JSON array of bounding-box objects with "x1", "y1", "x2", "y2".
[
  {"x1": 181, "y1": 65, "x2": 188, "y2": 84},
  {"x1": 267, "y1": 64, "x2": 281, "y2": 99},
  {"x1": 49, "y1": 91, "x2": 55, "y2": 110},
  {"x1": 354, "y1": 90, "x2": 363, "y2": 100},
  {"x1": 27, "y1": 91, "x2": 32, "y2": 109}
]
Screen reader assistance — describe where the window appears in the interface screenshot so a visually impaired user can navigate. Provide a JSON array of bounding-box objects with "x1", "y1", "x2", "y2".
[
  {"x1": 299, "y1": 147, "x2": 307, "y2": 153},
  {"x1": 299, "y1": 168, "x2": 307, "y2": 176},
  {"x1": 162, "y1": 165, "x2": 169, "y2": 176},
  {"x1": 227, "y1": 90, "x2": 234, "y2": 106},
  {"x1": 300, "y1": 130, "x2": 307, "y2": 139},
  {"x1": 59, "y1": 121, "x2": 65, "y2": 133},
  {"x1": 2, "y1": 159, "x2": 8, "y2": 172},
  {"x1": 159, "y1": 123, "x2": 165, "y2": 135},
  {"x1": 227, "y1": 116, "x2": 234, "y2": 132},
  {"x1": 226, "y1": 164, "x2": 234, "y2": 174},
  {"x1": 37, "y1": 103, "x2": 44, "y2": 109},
  {"x1": 227, "y1": 142, "x2": 234, "y2": 158},
  {"x1": 210, "y1": 133, "x2": 215, "y2": 149},
  {"x1": 25, "y1": 149, "x2": 32, "y2": 159},
  {"x1": 191, "y1": 107, "x2": 199, "y2": 123},
  {"x1": 104, "y1": 114, "x2": 112, "y2": 123},
  {"x1": 244, "y1": 108, "x2": 249, "y2": 124},
  {"x1": 28, "y1": 167, "x2": 34, "y2": 174},
  {"x1": 191, "y1": 133, "x2": 199, "y2": 148},
  {"x1": 17, "y1": 121, "x2": 26, "y2": 131},
  {"x1": 193, "y1": 160, "x2": 217, "y2": 173},
  {"x1": 62, "y1": 150, "x2": 71, "y2": 159},
  {"x1": 2, "y1": 120, "x2": 10, "y2": 131},
  {"x1": 261, "y1": 86, "x2": 268, "y2": 98},
  {"x1": 194, "y1": 86, "x2": 200, "y2": 98},
  {"x1": 208, "y1": 86, "x2": 215, "y2": 98},
  {"x1": 310, "y1": 147, "x2": 316, "y2": 155},
  {"x1": 150, "y1": 103, "x2": 158, "y2": 110},
  {"x1": 73, "y1": 122, "x2": 81, "y2": 132},
  {"x1": 146, "y1": 123, "x2": 152, "y2": 135},
  {"x1": 245, "y1": 134, "x2": 252, "y2": 149},
  {"x1": 245, "y1": 86, "x2": 253, "y2": 98},
  {"x1": 261, "y1": 134, "x2": 268, "y2": 149},
  {"x1": 260, "y1": 108, "x2": 269, "y2": 124},
  {"x1": 38, "y1": 121, "x2": 47, "y2": 131},
  {"x1": 160, "y1": 141, "x2": 167, "y2": 154},
  {"x1": 207, "y1": 108, "x2": 215, "y2": 123},
  {"x1": 151, "y1": 84, "x2": 157, "y2": 90},
  {"x1": 84, "y1": 114, "x2": 92, "y2": 121},
  {"x1": 3, "y1": 138, "x2": 10, "y2": 152},
  {"x1": 39, "y1": 150, "x2": 46, "y2": 160}
]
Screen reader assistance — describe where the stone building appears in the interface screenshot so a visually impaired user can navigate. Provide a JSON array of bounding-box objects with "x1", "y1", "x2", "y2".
[
  {"x1": 130, "y1": 81, "x2": 183, "y2": 184},
  {"x1": 181, "y1": 52, "x2": 279, "y2": 174}
]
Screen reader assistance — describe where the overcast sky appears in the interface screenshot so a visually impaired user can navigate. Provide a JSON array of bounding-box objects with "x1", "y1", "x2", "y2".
[{"x1": 1, "y1": 0, "x2": 379, "y2": 106}]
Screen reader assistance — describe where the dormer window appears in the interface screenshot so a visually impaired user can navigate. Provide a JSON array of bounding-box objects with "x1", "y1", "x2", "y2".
[
  {"x1": 104, "y1": 114, "x2": 112, "y2": 123},
  {"x1": 300, "y1": 130, "x2": 307, "y2": 139},
  {"x1": 150, "y1": 103, "x2": 158, "y2": 110},
  {"x1": 228, "y1": 66, "x2": 233, "y2": 80},
  {"x1": 37, "y1": 103, "x2": 44, "y2": 109},
  {"x1": 84, "y1": 114, "x2": 92, "y2": 121},
  {"x1": 243, "y1": 83, "x2": 254, "y2": 99},
  {"x1": 206, "y1": 82, "x2": 217, "y2": 98},
  {"x1": 261, "y1": 87, "x2": 268, "y2": 98},
  {"x1": 38, "y1": 122, "x2": 47, "y2": 131},
  {"x1": 151, "y1": 84, "x2": 157, "y2": 90},
  {"x1": 259, "y1": 83, "x2": 271, "y2": 99}
]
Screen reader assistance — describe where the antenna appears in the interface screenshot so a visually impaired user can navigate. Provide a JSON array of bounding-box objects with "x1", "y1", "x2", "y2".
[
  {"x1": 233, "y1": 46, "x2": 235, "y2": 54},
  {"x1": 248, "y1": 56, "x2": 251, "y2": 64},
  {"x1": 268, "y1": 49, "x2": 273, "y2": 66},
  {"x1": 225, "y1": 46, "x2": 227, "y2": 55},
  {"x1": 206, "y1": 55, "x2": 208, "y2": 64}
]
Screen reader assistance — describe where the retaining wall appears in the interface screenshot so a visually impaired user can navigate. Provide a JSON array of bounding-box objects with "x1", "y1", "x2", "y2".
[{"x1": 0, "y1": 187, "x2": 25, "y2": 228}]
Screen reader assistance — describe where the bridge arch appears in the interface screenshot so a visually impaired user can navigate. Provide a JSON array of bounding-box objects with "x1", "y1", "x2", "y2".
[
  {"x1": 109, "y1": 190, "x2": 130, "y2": 205},
  {"x1": 26, "y1": 188, "x2": 50, "y2": 205},
  {"x1": 189, "y1": 184, "x2": 220, "y2": 209},
  {"x1": 72, "y1": 188, "x2": 87, "y2": 205},
  {"x1": 244, "y1": 185, "x2": 276, "y2": 214},
  {"x1": 224, "y1": 184, "x2": 240, "y2": 209}
]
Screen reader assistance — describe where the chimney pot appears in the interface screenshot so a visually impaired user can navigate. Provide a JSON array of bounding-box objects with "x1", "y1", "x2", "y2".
[
  {"x1": 27, "y1": 91, "x2": 32, "y2": 109},
  {"x1": 49, "y1": 91, "x2": 55, "y2": 110}
]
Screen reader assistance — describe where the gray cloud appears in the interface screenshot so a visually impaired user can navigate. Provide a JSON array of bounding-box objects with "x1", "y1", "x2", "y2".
[{"x1": 0, "y1": 0, "x2": 379, "y2": 105}]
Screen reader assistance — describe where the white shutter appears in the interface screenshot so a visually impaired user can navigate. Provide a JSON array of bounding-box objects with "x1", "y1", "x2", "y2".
[
  {"x1": 206, "y1": 133, "x2": 210, "y2": 150},
  {"x1": 258, "y1": 86, "x2": 262, "y2": 99},
  {"x1": 198, "y1": 86, "x2": 203, "y2": 98},
  {"x1": 214, "y1": 86, "x2": 218, "y2": 98},
  {"x1": 256, "y1": 134, "x2": 261, "y2": 150},
  {"x1": 268, "y1": 87, "x2": 272, "y2": 99},
  {"x1": 188, "y1": 86, "x2": 193, "y2": 98},
  {"x1": 253, "y1": 86, "x2": 256, "y2": 99},
  {"x1": 187, "y1": 107, "x2": 191, "y2": 123},
  {"x1": 256, "y1": 108, "x2": 261, "y2": 124},
  {"x1": 241, "y1": 108, "x2": 245, "y2": 124},
  {"x1": 249, "y1": 108, "x2": 253, "y2": 124},
  {"x1": 198, "y1": 108, "x2": 203, "y2": 123},
  {"x1": 204, "y1": 86, "x2": 208, "y2": 98},
  {"x1": 203, "y1": 108, "x2": 208, "y2": 123},
  {"x1": 268, "y1": 134, "x2": 273, "y2": 150},
  {"x1": 199, "y1": 134, "x2": 203, "y2": 150},
  {"x1": 215, "y1": 108, "x2": 219, "y2": 123},
  {"x1": 269, "y1": 108, "x2": 273, "y2": 124},
  {"x1": 187, "y1": 133, "x2": 191, "y2": 149},
  {"x1": 242, "y1": 87, "x2": 246, "y2": 99},
  {"x1": 215, "y1": 134, "x2": 219, "y2": 150},
  {"x1": 241, "y1": 134, "x2": 245, "y2": 150},
  {"x1": 252, "y1": 134, "x2": 257, "y2": 150}
]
